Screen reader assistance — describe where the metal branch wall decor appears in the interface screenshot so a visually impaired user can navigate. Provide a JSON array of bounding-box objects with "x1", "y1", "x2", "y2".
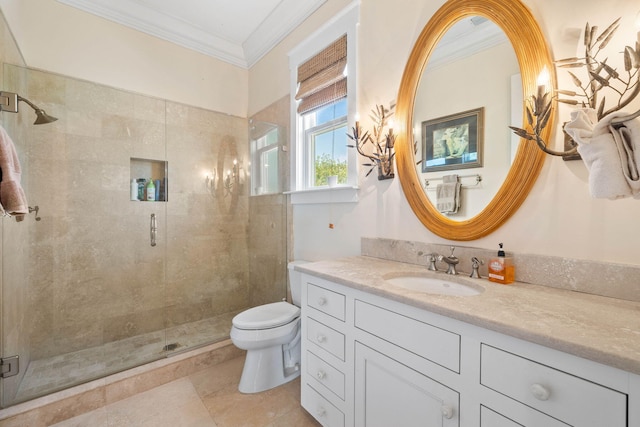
[
  {"x1": 347, "y1": 104, "x2": 396, "y2": 180},
  {"x1": 510, "y1": 17, "x2": 640, "y2": 158}
]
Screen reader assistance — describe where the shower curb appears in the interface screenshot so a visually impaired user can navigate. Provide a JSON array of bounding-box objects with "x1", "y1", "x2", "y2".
[{"x1": 0, "y1": 339, "x2": 243, "y2": 427}]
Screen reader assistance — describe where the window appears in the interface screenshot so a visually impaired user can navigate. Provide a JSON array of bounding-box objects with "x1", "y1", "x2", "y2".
[
  {"x1": 289, "y1": 3, "x2": 358, "y2": 199},
  {"x1": 303, "y1": 99, "x2": 348, "y2": 187},
  {"x1": 250, "y1": 124, "x2": 279, "y2": 195}
]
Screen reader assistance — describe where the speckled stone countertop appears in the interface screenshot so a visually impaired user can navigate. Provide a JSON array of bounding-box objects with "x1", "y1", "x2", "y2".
[{"x1": 296, "y1": 256, "x2": 640, "y2": 376}]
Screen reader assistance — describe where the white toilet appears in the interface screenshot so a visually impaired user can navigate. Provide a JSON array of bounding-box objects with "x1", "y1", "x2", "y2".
[{"x1": 230, "y1": 261, "x2": 306, "y2": 393}]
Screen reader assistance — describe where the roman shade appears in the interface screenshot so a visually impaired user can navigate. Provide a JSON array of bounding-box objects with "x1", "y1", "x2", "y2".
[{"x1": 295, "y1": 34, "x2": 347, "y2": 114}]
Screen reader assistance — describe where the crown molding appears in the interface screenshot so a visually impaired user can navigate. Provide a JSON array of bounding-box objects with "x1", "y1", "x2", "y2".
[
  {"x1": 57, "y1": 0, "x2": 327, "y2": 69},
  {"x1": 244, "y1": 0, "x2": 326, "y2": 67}
]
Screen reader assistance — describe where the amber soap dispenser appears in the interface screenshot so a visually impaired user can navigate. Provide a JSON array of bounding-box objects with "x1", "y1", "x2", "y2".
[{"x1": 488, "y1": 243, "x2": 515, "y2": 284}]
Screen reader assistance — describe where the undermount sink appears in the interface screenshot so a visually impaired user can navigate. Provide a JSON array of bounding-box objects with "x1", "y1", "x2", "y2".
[{"x1": 384, "y1": 274, "x2": 484, "y2": 297}]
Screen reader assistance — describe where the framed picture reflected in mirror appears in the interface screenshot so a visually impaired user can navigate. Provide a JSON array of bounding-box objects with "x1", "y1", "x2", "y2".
[{"x1": 422, "y1": 107, "x2": 484, "y2": 173}]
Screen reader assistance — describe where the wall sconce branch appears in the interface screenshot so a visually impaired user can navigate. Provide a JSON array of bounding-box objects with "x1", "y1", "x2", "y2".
[
  {"x1": 347, "y1": 103, "x2": 396, "y2": 180},
  {"x1": 510, "y1": 17, "x2": 640, "y2": 158}
]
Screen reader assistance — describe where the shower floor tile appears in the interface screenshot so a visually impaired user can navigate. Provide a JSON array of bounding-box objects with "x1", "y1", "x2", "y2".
[
  {"x1": 49, "y1": 356, "x2": 320, "y2": 427},
  {"x1": 16, "y1": 312, "x2": 239, "y2": 403}
]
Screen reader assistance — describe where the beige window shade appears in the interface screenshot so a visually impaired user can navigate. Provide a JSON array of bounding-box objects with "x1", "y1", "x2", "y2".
[{"x1": 296, "y1": 34, "x2": 347, "y2": 114}]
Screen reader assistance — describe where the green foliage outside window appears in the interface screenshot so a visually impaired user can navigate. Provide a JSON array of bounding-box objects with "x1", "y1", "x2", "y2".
[{"x1": 314, "y1": 153, "x2": 347, "y2": 186}]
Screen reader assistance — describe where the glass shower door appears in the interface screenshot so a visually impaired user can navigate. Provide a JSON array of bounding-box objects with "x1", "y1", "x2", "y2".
[
  {"x1": 0, "y1": 65, "x2": 170, "y2": 407},
  {"x1": 1, "y1": 64, "x2": 255, "y2": 409}
]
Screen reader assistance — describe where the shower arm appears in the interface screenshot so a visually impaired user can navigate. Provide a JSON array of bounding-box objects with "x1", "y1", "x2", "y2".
[
  {"x1": 0, "y1": 90, "x2": 58, "y2": 124},
  {"x1": 16, "y1": 95, "x2": 40, "y2": 112}
]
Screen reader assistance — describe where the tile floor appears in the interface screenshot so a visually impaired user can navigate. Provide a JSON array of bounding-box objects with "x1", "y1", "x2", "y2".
[{"x1": 49, "y1": 356, "x2": 320, "y2": 427}]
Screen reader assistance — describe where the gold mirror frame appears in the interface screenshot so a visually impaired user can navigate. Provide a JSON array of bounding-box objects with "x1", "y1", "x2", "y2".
[{"x1": 396, "y1": 0, "x2": 556, "y2": 240}]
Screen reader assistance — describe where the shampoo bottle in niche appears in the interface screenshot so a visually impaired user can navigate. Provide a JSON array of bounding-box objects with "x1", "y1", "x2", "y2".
[
  {"x1": 146, "y1": 179, "x2": 156, "y2": 201},
  {"x1": 130, "y1": 179, "x2": 138, "y2": 201},
  {"x1": 488, "y1": 243, "x2": 514, "y2": 284}
]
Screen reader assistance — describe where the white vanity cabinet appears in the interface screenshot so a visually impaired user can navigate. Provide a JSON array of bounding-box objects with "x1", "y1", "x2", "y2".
[
  {"x1": 300, "y1": 273, "x2": 637, "y2": 427},
  {"x1": 301, "y1": 279, "x2": 350, "y2": 427}
]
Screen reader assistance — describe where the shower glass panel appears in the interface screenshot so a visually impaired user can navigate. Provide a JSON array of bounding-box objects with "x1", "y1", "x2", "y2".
[
  {"x1": 250, "y1": 121, "x2": 280, "y2": 195},
  {"x1": 248, "y1": 120, "x2": 288, "y2": 308},
  {"x1": 0, "y1": 64, "x2": 251, "y2": 408},
  {"x1": 0, "y1": 64, "x2": 170, "y2": 407}
]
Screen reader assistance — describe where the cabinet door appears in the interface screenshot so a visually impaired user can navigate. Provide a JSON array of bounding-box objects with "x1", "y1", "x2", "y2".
[{"x1": 354, "y1": 342, "x2": 459, "y2": 427}]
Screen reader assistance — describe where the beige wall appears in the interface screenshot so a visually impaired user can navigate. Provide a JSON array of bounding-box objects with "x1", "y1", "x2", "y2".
[
  {"x1": 0, "y1": 0, "x2": 248, "y2": 117},
  {"x1": 250, "y1": 0, "x2": 640, "y2": 266}
]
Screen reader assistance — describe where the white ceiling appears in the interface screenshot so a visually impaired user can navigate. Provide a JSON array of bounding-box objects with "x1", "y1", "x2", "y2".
[
  {"x1": 427, "y1": 17, "x2": 508, "y2": 72},
  {"x1": 56, "y1": 0, "x2": 327, "y2": 68}
]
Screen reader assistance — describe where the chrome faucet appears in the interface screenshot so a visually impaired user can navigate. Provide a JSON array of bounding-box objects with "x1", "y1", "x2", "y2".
[
  {"x1": 426, "y1": 253, "x2": 438, "y2": 271},
  {"x1": 470, "y1": 257, "x2": 484, "y2": 278},
  {"x1": 438, "y1": 246, "x2": 459, "y2": 275},
  {"x1": 418, "y1": 251, "x2": 439, "y2": 271}
]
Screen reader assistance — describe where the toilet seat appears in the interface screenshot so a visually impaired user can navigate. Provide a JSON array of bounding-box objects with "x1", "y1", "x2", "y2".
[{"x1": 232, "y1": 301, "x2": 300, "y2": 330}]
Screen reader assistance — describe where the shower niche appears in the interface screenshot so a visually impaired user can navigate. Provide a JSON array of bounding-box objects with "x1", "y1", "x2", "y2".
[{"x1": 130, "y1": 157, "x2": 168, "y2": 202}]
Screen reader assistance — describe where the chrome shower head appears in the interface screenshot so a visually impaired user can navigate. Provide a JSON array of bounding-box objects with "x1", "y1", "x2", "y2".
[{"x1": 17, "y1": 95, "x2": 58, "y2": 125}]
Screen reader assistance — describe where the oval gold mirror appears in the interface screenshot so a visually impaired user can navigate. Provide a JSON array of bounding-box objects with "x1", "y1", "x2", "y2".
[{"x1": 396, "y1": 0, "x2": 556, "y2": 240}]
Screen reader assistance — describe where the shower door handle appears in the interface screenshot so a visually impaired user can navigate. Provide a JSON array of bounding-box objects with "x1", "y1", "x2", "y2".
[{"x1": 150, "y1": 213, "x2": 157, "y2": 247}]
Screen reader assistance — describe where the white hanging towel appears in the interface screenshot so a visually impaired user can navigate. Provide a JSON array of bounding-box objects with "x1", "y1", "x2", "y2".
[
  {"x1": 564, "y1": 109, "x2": 640, "y2": 199},
  {"x1": 436, "y1": 174, "x2": 461, "y2": 214},
  {"x1": 0, "y1": 125, "x2": 28, "y2": 221},
  {"x1": 609, "y1": 119, "x2": 640, "y2": 198}
]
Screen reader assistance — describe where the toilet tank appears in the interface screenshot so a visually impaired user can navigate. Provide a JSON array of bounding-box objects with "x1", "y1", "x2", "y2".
[{"x1": 287, "y1": 261, "x2": 308, "y2": 307}]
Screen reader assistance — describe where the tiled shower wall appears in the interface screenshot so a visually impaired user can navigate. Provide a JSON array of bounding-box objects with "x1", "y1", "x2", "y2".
[{"x1": 11, "y1": 64, "x2": 253, "y2": 361}]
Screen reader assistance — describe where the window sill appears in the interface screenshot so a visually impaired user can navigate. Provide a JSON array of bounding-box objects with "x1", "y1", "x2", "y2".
[{"x1": 285, "y1": 186, "x2": 359, "y2": 205}]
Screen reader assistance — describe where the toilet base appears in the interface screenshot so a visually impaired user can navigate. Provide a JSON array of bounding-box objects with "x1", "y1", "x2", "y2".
[{"x1": 238, "y1": 344, "x2": 300, "y2": 393}]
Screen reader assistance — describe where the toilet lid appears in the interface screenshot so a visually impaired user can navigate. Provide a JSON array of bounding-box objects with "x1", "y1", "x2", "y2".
[{"x1": 232, "y1": 301, "x2": 300, "y2": 330}]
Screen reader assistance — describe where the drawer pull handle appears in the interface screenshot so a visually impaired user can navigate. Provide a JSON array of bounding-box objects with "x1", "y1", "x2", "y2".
[
  {"x1": 316, "y1": 407, "x2": 327, "y2": 418},
  {"x1": 317, "y1": 370, "x2": 326, "y2": 380},
  {"x1": 530, "y1": 383, "x2": 551, "y2": 401},
  {"x1": 441, "y1": 405, "x2": 454, "y2": 419},
  {"x1": 316, "y1": 334, "x2": 327, "y2": 343},
  {"x1": 317, "y1": 297, "x2": 327, "y2": 306}
]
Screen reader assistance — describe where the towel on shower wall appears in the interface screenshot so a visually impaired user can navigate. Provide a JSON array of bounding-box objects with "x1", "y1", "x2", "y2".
[
  {"x1": 0, "y1": 125, "x2": 27, "y2": 221},
  {"x1": 436, "y1": 174, "x2": 461, "y2": 214},
  {"x1": 564, "y1": 109, "x2": 639, "y2": 199}
]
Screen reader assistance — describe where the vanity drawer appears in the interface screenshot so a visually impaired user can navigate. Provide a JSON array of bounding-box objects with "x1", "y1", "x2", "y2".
[
  {"x1": 306, "y1": 351, "x2": 345, "y2": 400},
  {"x1": 307, "y1": 282, "x2": 346, "y2": 321},
  {"x1": 354, "y1": 300, "x2": 460, "y2": 372},
  {"x1": 480, "y1": 406, "x2": 522, "y2": 427},
  {"x1": 302, "y1": 383, "x2": 345, "y2": 427},
  {"x1": 480, "y1": 344, "x2": 627, "y2": 427},
  {"x1": 307, "y1": 317, "x2": 345, "y2": 361},
  {"x1": 480, "y1": 405, "x2": 569, "y2": 427}
]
